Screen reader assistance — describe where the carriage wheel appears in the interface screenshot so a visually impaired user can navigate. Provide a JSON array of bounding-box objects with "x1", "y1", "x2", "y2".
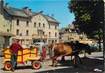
[
  {"x1": 4, "y1": 62, "x2": 12, "y2": 71},
  {"x1": 32, "y1": 61, "x2": 41, "y2": 70}
]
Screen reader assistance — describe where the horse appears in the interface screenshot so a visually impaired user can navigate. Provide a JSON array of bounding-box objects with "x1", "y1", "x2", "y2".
[{"x1": 48, "y1": 41, "x2": 91, "y2": 67}]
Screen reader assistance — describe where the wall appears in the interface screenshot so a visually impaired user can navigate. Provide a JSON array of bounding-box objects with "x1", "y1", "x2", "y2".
[
  {"x1": 10, "y1": 13, "x2": 59, "y2": 46},
  {"x1": 0, "y1": 13, "x2": 11, "y2": 48},
  {"x1": 32, "y1": 14, "x2": 59, "y2": 43},
  {"x1": 11, "y1": 17, "x2": 32, "y2": 46}
]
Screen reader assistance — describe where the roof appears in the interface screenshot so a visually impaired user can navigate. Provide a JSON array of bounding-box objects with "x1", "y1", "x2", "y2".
[
  {"x1": 4, "y1": 6, "x2": 29, "y2": 18},
  {"x1": 31, "y1": 12, "x2": 59, "y2": 24},
  {"x1": 68, "y1": 24, "x2": 75, "y2": 29},
  {"x1": 59, "y1": 27, "x2": 69, "y2": 33},
  {"x1": 4, "y1": 6, "x2": 59, "y2": 23},
  {"x1": 43, "y1": 15, "x2": 59, "y2": 24}
]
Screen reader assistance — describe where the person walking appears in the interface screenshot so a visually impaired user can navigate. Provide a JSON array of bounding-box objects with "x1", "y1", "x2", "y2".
[{"x1": 10, "y1": 39, "x2": 23, "y2": 71}]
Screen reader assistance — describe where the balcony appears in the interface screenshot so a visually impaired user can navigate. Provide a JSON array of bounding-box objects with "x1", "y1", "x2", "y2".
[{"x1": 32, "y1": 34, "x2": 47, "y2": 39}]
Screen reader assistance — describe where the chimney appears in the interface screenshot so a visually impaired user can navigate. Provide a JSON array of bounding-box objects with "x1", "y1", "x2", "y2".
[
  {"x1": 23, "y1": 7, "x2": 29, "y2": 13},
  {"x1": 0, "y1": 0, "x2": 4, "y2": 14},
  {"x1": 5, "y1": 2, "x2": 9, "y2": 7},
  {"x1": 51, "y1": 14, "x2": 54, "y2": 17},
  {"x1": 23, "y1": 7, "x2": 32, "y2": 16},
  {"x1": 23, "y1": 6, "x2": 28, "y2": 10},
  {"x1": 29, "y1": 9, "x2": 31, "y2": 12},
  {"x1": 39, "y1": 11, "x2": 43, "y2": 13}
]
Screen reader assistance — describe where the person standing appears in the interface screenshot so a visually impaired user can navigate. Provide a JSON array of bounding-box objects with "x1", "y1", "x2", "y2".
[
  {"x1": 10, "y1": 39, "x2": 23, "y2": 71},
  {"x1": 41, "y1": 46, "x2": 46, "y2": 60}
]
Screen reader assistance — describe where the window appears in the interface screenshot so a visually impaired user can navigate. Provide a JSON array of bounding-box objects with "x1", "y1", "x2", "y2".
[
  {"x1": 20, "y1": 33, "x2": 22, "y2": 36},
  {"x1": 34, "y1": 22, "x2": 36, "y2": 27},
  {"x1": 55, "y1": 32, "x2": 57, "y2": 37},
  {"x1": 49, "y1": 32, "x2": 51, "y2": 37},
  {"x1": 52, "y1": 40, "x2": 54, "y2": 43},
  {"x1": 39, "y1": 23, "x2": 41, "y2": 27},
  {"x1": 26, "y1": 30, "x2": 29, "y2": 36},
  {"x1": 48, "y1": 40, "x2": 51, "y2": 43},
  {"x1": 43, "y1": 32, "x2": 45, "y2": 35},
  {"x1": 55, "y1": 40, "x2": 57, "y2": 43},
  {"x1": 7, "y1": 29, "x2": 9, "y2": 32},
  {"x1": 55, "y1": 25, "x2": 57, "y2": 29},
  {"x1": 3, "y1": 25, "x2": 5, "y2": 27},
  {"x1": 26, "y1": 21, "x2": 29, "y2": 27},
  {"x1": 49, "y1": 24, "x2": 50, "y2": 29},
  {"x1": 43, "y1": 23, "x2": 45, "y2": 27},
  {"x1": 16, "y1": 29, "x2": 19, "y2": 35},
  {"x1": 17, "y1": 19, "x2": 19, "y2": 26}
]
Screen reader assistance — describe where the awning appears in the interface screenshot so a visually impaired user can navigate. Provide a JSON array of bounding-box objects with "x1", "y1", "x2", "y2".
[{"x1": 0, "y1": 31, "x2": 15, "y2": 36}]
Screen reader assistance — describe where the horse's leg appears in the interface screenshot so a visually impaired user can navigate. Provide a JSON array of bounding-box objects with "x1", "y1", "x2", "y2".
[
  {"x1": 73, "y1": 54, "x2": 82, "y2": 67},
  {"x1": 73, "y1": 55, "x2": 76, "y2": 65},
  {"x1": 52, "y1": 56, "x2": 58, "y2": 67},
  {"x1": 71, "y1": 55, "x2": 73, "y2": 60},
  {"x1": 77, "y1": 55, "x2": 82, "y2": 64},
  {"x1": 61, "y1": 56, "x2": 65, "y2": 61}
]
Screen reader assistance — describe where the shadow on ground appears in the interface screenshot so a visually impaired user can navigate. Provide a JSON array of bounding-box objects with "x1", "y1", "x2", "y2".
[
  {"x1": 16, "y1": 66, "x2": 32, "y2": 70},
  {"x1": 36, "y1": 57, "x2": 104, "y2": 73},
  {"x1": 2, "y1": 65, "x2": 33, "y2": 71},
  {"x1": 1, "y1": 57, "x2": 104, "y2": 73}
]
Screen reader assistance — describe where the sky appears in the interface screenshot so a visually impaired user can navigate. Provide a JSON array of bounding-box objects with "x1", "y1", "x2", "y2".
[{"x1": 4, "y1": 0, "x2": 75, "y2": 28}]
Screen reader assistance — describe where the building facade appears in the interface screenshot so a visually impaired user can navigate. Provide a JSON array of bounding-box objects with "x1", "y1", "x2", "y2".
[
  {"x1": 3, "y1": 5, "x2": 59, "y2": 47},
  {"x1": 32, "y1": 13, "x2": 59, "y2": 44},
  {"x1": 59, "y1": 24, "x2": 97, "y2": 46},
  {"x1": 0, "y1": 0, "x2": 13, "y2": 49},
  {"x1": 59, "y1": 24, "x2": 88, "y2": 42}
]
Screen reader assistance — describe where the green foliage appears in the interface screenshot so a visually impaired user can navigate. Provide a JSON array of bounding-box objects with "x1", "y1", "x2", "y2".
[
  {"x1": 68, "y1": 0, "x2": 104, "y2": 39},
  {"x1": 80, "y1": 13, "x2": 91, "y2": 22}
]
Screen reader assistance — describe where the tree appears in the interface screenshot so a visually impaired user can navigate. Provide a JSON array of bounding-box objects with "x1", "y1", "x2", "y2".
[{"x1": 68, "y1": 0, "x2": 104, "y2": 51}]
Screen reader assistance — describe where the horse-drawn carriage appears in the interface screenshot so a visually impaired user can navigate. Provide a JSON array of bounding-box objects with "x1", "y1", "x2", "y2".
[
  {"x1": 3, "y1": 47, "x2": 41, "y2": 71},
  {"x1": 48, "y1": 41, "x2": 92, "y2": 67},
  {"x1": 3, "y1": 40, "x2": 92, "y2": 71}
]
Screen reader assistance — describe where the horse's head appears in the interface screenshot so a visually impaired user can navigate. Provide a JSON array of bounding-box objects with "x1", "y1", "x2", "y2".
[
  {"x1": 85, "y1": 44, "x2": 92, "y2": 55},
  {"x1": 74, "y1": 42, "x2": 92, "y2": 55},
  {"x1": 80, "y1": 43, "x2": 92, "y2": 55},
  {"x1": 48, "y1": 43, "x2": 58, "y2": 49}
]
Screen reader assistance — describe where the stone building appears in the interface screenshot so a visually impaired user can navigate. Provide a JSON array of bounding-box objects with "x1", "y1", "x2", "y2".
[
  {"x1": 0, "y1": 0, "x2": 14, "y2": 49},
  {"x1": 59, "y1": 24, "x2": 88, "y2": 42},
  {"x1": 31, "y1": 13, "x2": 59, "y2": 44},
  {"x1": 2, "y1": 4, "x2": 59, "y2": 47}
]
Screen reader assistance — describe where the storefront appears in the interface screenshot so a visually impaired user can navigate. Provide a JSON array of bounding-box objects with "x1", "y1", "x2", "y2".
[{"x1": 0, "y1": 31, "x2": 14, "y2": 49}]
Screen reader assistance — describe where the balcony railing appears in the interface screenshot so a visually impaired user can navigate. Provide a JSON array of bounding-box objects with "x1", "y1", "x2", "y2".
[{"x1": 32, "y1": 34, "x2": 47, "y2": 39}]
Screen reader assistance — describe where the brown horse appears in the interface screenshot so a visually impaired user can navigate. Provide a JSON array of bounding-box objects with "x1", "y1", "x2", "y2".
[{"x1": 48, "y1": 41, "x2": 91, "y2": 67}]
